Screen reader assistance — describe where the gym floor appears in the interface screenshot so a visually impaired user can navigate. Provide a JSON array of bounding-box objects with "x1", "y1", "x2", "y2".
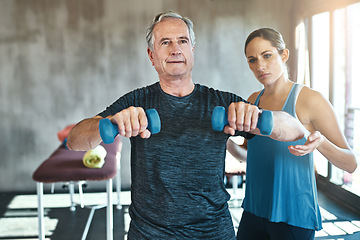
[{"x1": 0, "y1": 187, "x2": 360, "y2": 240}]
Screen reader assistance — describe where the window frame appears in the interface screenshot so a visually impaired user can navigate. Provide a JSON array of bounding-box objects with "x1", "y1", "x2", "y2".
[{"x1": 304, "y1": 2, "x2": 360, "y2": 215}]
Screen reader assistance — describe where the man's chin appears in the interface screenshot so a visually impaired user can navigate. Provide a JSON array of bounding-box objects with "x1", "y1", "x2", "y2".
[{"x1": 167, "y1": 69, "x2": 188, "y2": 77}]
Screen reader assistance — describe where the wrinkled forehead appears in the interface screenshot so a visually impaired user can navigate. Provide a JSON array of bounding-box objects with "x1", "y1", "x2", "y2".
[{"x1": 153, "y1": 18, "x2": 190, "y2": 42}]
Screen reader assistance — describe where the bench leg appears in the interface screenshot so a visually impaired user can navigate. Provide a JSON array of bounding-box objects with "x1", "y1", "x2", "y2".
[
  {"x1": 37, "y1": 180, "x2": 114, "y2": 240},
  {"x1": 36, "y1": 182, "x2": 45, "y2": 240},
  {"x1": 81, "y1": 204, "x2": 106, "y2": 240},
  {"x1": 78, "y1": 181, "x2": 85, "y2": 208},
  {"x1": 107, "y1": 178, "x2": 113, "y2": 240},
  {"x1": 68, "y1": 182, "x2": 76, "y2": 211},
  {"x1": 232, "y1": 175, "x2": 239, "y2": 195},
  {"x1": 116, "y1": 152, "x2": 122, "y2": 209},
  {"x1": 232, "y1": 176, "x2": 240, "y2": 205}
]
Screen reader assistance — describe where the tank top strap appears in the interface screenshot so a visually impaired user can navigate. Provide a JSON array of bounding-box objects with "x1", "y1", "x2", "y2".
[
  {"x1": 254, "y1": 83, "x2": 304, "y2": 117},
  {"x1": 254, "y1": 89, "x2": 265, "y2": 106},
  {"x1": 282, "y1": 83, "x2": 303, "y2": 117}
]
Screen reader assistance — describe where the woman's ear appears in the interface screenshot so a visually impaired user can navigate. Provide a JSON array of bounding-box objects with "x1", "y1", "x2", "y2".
[{"x1": 282, "y1": 49, "x2": 290, "y2": 63}]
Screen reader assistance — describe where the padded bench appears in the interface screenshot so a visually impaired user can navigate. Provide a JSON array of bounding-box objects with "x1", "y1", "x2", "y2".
[{"x1": 32, "y1": 136, "x2": 122, "y2": 240}]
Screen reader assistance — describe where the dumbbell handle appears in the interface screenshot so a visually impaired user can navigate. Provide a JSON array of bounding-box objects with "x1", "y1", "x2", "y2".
[
  {"x1": 99, "y1": 108, "x2": 161, "y2": 144},
  {"x1": 211, "y1": 106, "x2": 273, "y2": 135}
]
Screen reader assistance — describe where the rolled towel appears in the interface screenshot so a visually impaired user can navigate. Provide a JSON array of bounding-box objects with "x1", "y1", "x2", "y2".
[{"x1": 82, "y1": 145, "x2": 107, "y2": 168}]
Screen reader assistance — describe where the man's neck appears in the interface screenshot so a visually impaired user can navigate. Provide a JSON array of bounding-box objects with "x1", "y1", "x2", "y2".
[{"x1": 159, "y1": 77, "x2": 195, "y2": 97}]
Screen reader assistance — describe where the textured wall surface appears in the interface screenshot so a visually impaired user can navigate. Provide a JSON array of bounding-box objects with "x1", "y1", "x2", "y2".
[{"x1": 0, "y1": 0, "x2": 293, "y2": 192}]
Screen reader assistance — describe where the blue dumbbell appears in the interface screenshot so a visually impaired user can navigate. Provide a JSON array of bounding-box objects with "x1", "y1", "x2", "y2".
[
  {"x1": 211, "y1": 106, "x2": 273, "y2": 135},
  {"x1": 99, "y1": 108, "x2": 161, "y2": 144}
]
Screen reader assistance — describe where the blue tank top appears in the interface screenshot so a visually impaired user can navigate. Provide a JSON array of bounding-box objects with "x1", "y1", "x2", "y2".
[{"x1": 242, "y1": 83, "x2": 322, "y2": 230}]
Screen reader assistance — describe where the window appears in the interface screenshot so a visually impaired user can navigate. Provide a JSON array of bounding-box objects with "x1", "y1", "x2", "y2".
[
  {"x1": 311, "y1": 12, "x2": 330, "y2": 178},
  {"x1": 344, "y1": 2, "x2": 360, "y2": 195},
  {"x1": 308, "y1": 2, "x2": 360, "y2": 196},
  {"x1": 311, "y1": 12, "x2": 330, "y2": 99}
]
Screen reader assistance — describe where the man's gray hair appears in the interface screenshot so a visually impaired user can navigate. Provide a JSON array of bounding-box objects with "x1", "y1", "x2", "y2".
[{"x1": 146, "y1": 11, "x2": 196, "y2": 51}]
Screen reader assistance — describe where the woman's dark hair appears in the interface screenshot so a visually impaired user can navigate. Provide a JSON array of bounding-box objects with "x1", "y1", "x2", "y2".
[{"x1": 244, "y1": 28, "x2": 286, "y2": 55}]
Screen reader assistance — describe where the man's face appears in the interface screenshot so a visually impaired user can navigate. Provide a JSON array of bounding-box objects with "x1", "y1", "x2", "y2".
[{"x1": 148, "y1": 18, "x2": 195, "y2": 81}]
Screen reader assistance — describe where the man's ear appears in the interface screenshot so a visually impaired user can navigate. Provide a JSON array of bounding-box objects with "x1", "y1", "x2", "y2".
[{"x1": 147, "y1": 48, "x2": 154, "y2": 66}]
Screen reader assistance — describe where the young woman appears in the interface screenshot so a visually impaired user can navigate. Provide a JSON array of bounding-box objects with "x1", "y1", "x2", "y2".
[{"x1": 232, "y1": 28, "x2": 357, "y2": 240}]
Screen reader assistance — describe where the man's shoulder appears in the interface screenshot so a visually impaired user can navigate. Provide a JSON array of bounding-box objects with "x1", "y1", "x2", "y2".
[
  {"x1": 195, "y1": 83, "x2": 242, "y2": 99},
  {"x1": 125, "y1": 82, "x2": 160, "y2": 96},
  {"x1": 136, "y1": 81, "x2": 159, "y2": 91},
  {"x1": 195, "y1": 83, "x2": 234, "y2": 95}
]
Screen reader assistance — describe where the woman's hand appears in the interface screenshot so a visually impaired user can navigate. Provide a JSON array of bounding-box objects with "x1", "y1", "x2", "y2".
[{"x1": 288, "y1": 131, "x2": 323, "y2": 156}]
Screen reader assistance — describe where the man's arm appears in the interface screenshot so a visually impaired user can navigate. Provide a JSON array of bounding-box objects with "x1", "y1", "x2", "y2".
[
  {"x1": 224, "y1": 102, "x2": 306, "y2": 142},
  {"x1": 266, "y1": 110, "x2": 306, "y2": 142},
  {"x1": 67, "y1": 116, "x2": 103, "y2": 151},
  {"x1": 67, "y1": 106, "x2": 151, "y2": 151}
]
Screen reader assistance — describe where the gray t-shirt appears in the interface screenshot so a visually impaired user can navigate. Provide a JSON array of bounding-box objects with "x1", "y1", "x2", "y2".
[{"x1": 99, "y1": 82, "x2": 252, "y2": 239}]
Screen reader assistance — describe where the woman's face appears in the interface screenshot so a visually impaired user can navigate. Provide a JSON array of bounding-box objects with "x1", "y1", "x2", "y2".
[{"x1": 245, "y1": 37, "x2": 288, "y2": 86}]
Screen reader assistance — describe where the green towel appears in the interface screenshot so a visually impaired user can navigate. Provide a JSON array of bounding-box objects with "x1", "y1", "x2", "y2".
[{"x1": 83, "y1": 145, "x2": 107, "y2": 168}]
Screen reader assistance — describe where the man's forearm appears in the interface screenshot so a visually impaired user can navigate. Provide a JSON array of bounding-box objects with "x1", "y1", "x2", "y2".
[
  {"x1": 269, "y1": 111, "x2": 306, "y2": 142},
  {"x1": 67, "y1": 116, "x2": 103, "y2": 151}
]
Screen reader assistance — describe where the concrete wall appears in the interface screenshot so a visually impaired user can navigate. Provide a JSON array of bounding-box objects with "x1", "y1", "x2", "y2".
[{"x1": 0, "y1": 0, "x2": 293, "y2": 192}]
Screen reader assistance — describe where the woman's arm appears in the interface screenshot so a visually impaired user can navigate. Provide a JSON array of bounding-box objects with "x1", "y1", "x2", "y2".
[
  {"x1": 290, "y1": 87, "x2": 357, "y2": 173},
  {"x1": 226, "y1": 138, "x2": 247, "y2": 162}
]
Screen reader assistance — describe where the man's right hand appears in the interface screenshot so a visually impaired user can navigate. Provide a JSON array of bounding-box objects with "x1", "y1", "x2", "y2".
[
  {"x1": 110, "y1": 106, "x2": 151, "y2": 139},
  {"x1": 224, "y1": 102, "x2": 261, "y2": 135}
]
